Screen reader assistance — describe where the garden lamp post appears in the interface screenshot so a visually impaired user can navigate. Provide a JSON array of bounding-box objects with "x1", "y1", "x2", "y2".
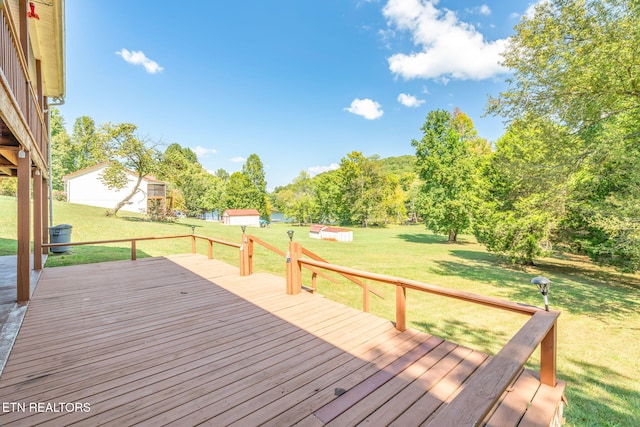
[
  {"x1": 532, "y1": 276, "x2": 550, "y2": 311},
  {"x1": 287, "y1": 230, "x2": 294, "y2": 241},
  {"x1": 191, "y1": 225, "x2": 195, "y2": 235},
  {"x1": 241, "y1": 225, "x2": 246, "y2": 235}
]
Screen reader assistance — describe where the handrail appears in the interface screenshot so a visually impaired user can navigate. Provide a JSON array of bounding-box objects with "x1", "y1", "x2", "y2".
[
  {"x1": 0, "y1": 5, "x2": 49, "y2": 172},
  {"x1": 427, "y1": 310, "x2": 559, "y2": 426},
  {"x1": 247, "y1": 235, "x2": 285, "y2": 257},
  {"x1": 247, "y1": 234, "x2": 385, "y2": 309},
  {"x1": 300, "y1": 247, "x2": 385, "y2": 301},
  {"x1": 293, "y1": 255, "x2": 558, "y2": 394},
  {"x1": 43, "y1": 233, "x2": 241, "y2": 262},
  {"x1": 299, "y1": 257, "x2": 539, "y2": 316}
]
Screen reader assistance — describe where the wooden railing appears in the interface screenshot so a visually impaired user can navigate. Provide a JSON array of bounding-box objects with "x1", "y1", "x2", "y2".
[
  {"x1": 283, "y1": 238, "x2": 559, "y2": 425},
  {"x1": 42, "y1": 230, "x2": 559, "y2": 424},
  {"x1": 242, "y1": 235, "x2": 384, "y2": 310},
  {"x1": 0, "y1": 5, "x2": 49, "y2": 165},
  {"x1": 43, "y1": 234, "x2": 242, "y2": 262}
]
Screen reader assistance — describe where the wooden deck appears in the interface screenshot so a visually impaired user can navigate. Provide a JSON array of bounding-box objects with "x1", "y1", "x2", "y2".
[{"x1": 0, "y1": 254, "x2": 564, "y2": 426}]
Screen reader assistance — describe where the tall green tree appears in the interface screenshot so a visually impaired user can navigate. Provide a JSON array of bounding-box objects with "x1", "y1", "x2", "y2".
[
  {"x1": 412, "y1": 109, "x2": 487, "y2": 242},
  {"x1": 99, "y1": 123, "x2": 160, "y2": 216},
  {"x1": 489, "y1": 0, "x2": 640, "y2": 270},
  {"x1": 338, "y1": 152, "x2": 389, "y2": 227},
  {"x1": 312, "y1": 171, "x2": 342, "y2": 224},
  {"x1": 157, "y1": 143, "x2": 230, "y2": 215},
  {"x1": 70, "y1": 116, "x2": 106, "y2": 170},
  {"x1": 49, "y1": 108, "x2": 73, "y2": 190},
  {"x1": 225, "y1": 171, "x2": 253, "y2": 211},
  {"x1": 273, "y1": 171, "x2": 315, "y2": 225},
  {"x1": 474, "y1": 117, "x2": 576, "y2": 263},
  {"x1": 241, "y1": 154, "x2": 270, "y2": 219}
]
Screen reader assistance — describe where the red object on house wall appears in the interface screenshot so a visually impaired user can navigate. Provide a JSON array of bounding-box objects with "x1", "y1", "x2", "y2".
[{"x1": 27, "y1": 2, "x2": 40, "y2": 20}]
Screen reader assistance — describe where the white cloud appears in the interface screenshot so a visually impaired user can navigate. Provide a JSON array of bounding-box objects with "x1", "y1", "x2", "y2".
[
  {"x1": 192, "y1": 145, "x2": 217, "y2": 159},
  {"x1": 465, "y1": 5, "x2": 491, "y2": 16},
  {"x1": 344, "y1": 98, "x2": 384, "y2": 120},
  {"x1": 230, "y1": 156, "x2": 246, "y2": 163},
  {"x1": 308, "y1": 163, "x2": 339, "y2": 176},
  {"x1": 383, "y1": 0, "x2": 508, "y2": 81},
  {"x1": 397, "y1": 93, "x2": 425, "y2": 107},
  {"x1": 116, "y1": 49, "x2": 164, "y2": 74},
  {"x1": 524, "y1": 0, "x2": 549, "y2": 19}
]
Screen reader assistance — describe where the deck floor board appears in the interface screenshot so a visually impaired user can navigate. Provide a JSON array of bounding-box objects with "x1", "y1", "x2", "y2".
[{"x1": 0, "y1": 255, "x2": 563, "y2": 426}]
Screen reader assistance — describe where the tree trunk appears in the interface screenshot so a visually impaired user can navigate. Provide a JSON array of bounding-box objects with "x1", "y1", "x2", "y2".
[
  {"x1": 448, "y1": 228, "x2": 457, "y2": 243},
  {"x1": 108, "y1": 175, "x2": 144, "y2": 217}
]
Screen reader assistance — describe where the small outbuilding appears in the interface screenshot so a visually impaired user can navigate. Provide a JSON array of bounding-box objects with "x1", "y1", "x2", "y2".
[
  {"x1": 309, "y1": 224, "x2": 353, "y2": 242},
  {"x1": 63, "y1": 162, "x2": 166, "y2": 214},
  {"x1": 222, "y1": 209, "x2": 261, "y2": 227}
]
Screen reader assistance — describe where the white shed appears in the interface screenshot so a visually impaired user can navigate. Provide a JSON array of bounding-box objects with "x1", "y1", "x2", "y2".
[
  {"x1": 63, "y1": 162, "x2": 166, "y2": 214},
  {"x1": 222, "y1": 209, "x2": 261, "y2": 227},
  {"x1": 309, "y1": 224, "x2": 353, "y2": 242}
]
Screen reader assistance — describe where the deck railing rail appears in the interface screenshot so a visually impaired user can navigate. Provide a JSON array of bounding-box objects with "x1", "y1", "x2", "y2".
[
  {"x1": 42, "y1": 233, "x2": 242, "y2": 263},
  {"x1": 41, "y1": 230, "x2": 559, "y2": 425},
  {"x1": 0, "y1": 6, "x2": 49, "y2": 164},
  {"x1": 282, "y1": 238, "x2": 559, "y2": 426},
  {"x1": 244, "y1": 234, "x2": 384, "y2": 310}
]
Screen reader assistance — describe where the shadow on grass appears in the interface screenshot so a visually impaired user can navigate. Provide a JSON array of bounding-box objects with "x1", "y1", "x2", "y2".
[
  {"x1": 0, "y1": 237, "x2": 17, "y2": 257},
  {"x1": 120, "y1": 216, "x2": 204, "y2": 231},
  {"x1": 395, "y1": 233, "x2": 449, "y2": 245},
  {"x1": 411, "y1": 318, "x2": 510, "y2": 354},
  {"x1": 45, "y1": 245, "x2": 151, "y2": 268},
  {"x1": 429, "y1": 250, "x2": 639, "y2": 320},
  {"x1": 560, "y1": 358, "x2": 639, "y2": 426}
]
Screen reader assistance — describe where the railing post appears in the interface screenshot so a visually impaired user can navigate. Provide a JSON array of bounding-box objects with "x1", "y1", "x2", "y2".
[
  {"x1": 363, "y1": 282, "x2": 370, "y2": 312},
  {"x1": 33, "y1": 169, "x2": 43, "y2": 270},
  {"x1": 207, "y1": 240, "x2": 213, "y2": 260},
  {"x1": 247, "y1": 236, "x2": 254, "y2": 275},
  {"x1": 239, "y1": 243, "x2": 246, "y2": 276},
  {"x1": 131, "y1": 240, "x2": 137, "y2": 261},
  {"x1": 540, "y1": 320, "x2": 557, "y2": 386},
  {"x1": 286, "y1": 241, "x2": 302, "y2": 295},
  {"x1": 396, "y1": 284, "x2": 407, "y2": 332},
  {"x1": 240, "y1": 234, "x2": 250, "y2": 276},
  {"x1": 191, "y1": 235, "x2": 196, "y2": 254}
]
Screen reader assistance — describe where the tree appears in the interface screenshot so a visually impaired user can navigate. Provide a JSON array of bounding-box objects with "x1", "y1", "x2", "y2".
[
  {"x1": 241, "y1": 154, "x2": 270, "y2": 219},
  {"x1": 312, "y1": 171, "x2": 342, "y2": 224},
  {"x1": 412, "y1": 109, "x2": 487, "y2": 242},
  {"x1": 225, "y1": 172, "x2": 253, "y2": 210},
  {"x1": 157, "y1": 143, "x2": 217, "y2": 215},
  {"x1": 49, "y1": 108, "x2": 73, "y2": 191},
  {"x1": 338, "y1": 152, "x2": 389, "y2": 227},
  {"x1": 99, "y1": 123, "x2": 160, "y2": 216},
  {"x1": 474, "y1": 116, "x2": 576, "y2": 263},
  {"x1": 70, "y1": 116, "x2": 106, "y2": 170},
  {"x1": 489, "y1": 0, "x2": 640, "y2": 270},
  {"x1": 561, "y1": 116, "x2": 640, "y2": 271}
]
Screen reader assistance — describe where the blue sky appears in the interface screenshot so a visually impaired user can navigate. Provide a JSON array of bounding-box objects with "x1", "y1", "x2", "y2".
[{"x1": 58, "y1": 0, "x2": 542, "y2": 190}]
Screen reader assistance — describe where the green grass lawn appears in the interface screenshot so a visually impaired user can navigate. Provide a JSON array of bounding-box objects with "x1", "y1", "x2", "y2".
[{"x1": 1, "y1": 195, "x2": 638, "y2": 426}]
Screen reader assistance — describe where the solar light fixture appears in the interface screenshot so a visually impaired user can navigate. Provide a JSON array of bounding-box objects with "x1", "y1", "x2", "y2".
[
  {"x1": 287, "y1": 230, "x2": 294, "y2": 241},
  {"x1": 190, "y1": 225, "x2": 195, "y2": 234},
  {"x1": 241, "y1": 225, "x2": 246, "y2": 235},
  {"x1": 531, "y1": 276, "x2": 550, "y2": 311}
]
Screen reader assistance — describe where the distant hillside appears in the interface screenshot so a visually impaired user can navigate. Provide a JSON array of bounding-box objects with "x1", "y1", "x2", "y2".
[
  {"x1": 272, "y1": 154, "x2": 417, "y2": 193},
  {"x1": 377, "y1": 155, "x2": 416, "y2": 178}
]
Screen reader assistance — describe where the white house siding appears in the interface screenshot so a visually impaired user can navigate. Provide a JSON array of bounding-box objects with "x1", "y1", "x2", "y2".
[{"x1": 65, "y1": 165, "x2": 150, "y2": 213}]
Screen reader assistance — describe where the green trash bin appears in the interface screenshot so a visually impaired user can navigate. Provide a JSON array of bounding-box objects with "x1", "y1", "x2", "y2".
[{"x1": 49, "y1": 224, "x2": 72, "y2": 253}]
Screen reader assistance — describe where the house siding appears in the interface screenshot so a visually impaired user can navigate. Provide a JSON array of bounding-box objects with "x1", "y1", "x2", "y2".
[{"x1": 65, "y1": 165, "x2": 150, "y2": 214}]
